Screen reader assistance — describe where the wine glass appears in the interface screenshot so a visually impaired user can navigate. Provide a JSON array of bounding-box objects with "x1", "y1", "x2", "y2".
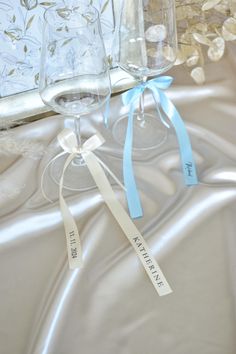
[
  {"x1": 112, "y1": 0, "x2": 177, "y2": 149},
  {"x1": 39, "y1": 3, "x2": 111, "y2": 190}
]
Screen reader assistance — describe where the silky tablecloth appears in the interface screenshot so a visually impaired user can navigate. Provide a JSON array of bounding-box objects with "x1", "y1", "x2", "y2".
[{"x1": 0, "y1": 48, "x2": 236, "y2": 354}]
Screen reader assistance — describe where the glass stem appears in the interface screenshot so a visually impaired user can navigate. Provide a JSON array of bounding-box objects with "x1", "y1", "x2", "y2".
[
  {"x1": 73, "y1": 116, "x2": 84, "y2": 166},
  {"x1": 137, "y1": 76, "x2": 147, "y2": 123},
  {"x1": 74, "y1": 116, "x2": 81, "y2": 147}
]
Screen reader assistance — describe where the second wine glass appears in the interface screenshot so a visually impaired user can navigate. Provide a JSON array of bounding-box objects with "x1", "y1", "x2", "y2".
[
  {"x1": 39, "y1": 3, "x2": 111, "y2": 190},
  {"x1": 112, "y1": 0, "x2": 177, "y2": 150}
]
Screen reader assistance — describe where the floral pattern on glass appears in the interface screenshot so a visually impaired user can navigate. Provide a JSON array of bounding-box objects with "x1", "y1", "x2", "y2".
[{"x1": 0, "y1": 0, "x2": 114, "y2": 97}]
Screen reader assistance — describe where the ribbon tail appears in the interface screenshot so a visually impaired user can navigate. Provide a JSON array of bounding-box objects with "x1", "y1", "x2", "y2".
[
  {"x1": 159, "y1": 90, "x2": 198, "y2": 185},
  {"x1": 94, "y1": 155, "x2": 126, "y2": 192},
  {"x1": 82, "y1": 151, "x2": 172, "y2": 296},
  {"x1": 59, "y1": 153, "x2": 83, "y2": 269},
  {"x1": 123, "y1": 104, "x2": 143, "y2": 219}
]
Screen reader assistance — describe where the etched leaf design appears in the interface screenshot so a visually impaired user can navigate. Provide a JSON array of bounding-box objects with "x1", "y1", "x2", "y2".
[
  {"x1": 26, "y1": 15, "x2": 35, "y2": 31},
  {"x1": 56, "y1": 8, "x2": 71, "y2": 20},
  {"x1": 4, "y1": 29, "x2": 22, "y2": 41},
  {"x1": 4, "y1": 31, "x2": 16, "y2": 41},
  {"x1": 62, "y1": 38, "x2": 73, "y2": 47},
  {"x1": 34, "y1": 73, "x2": 39, "y2": 85},
  {"x1": 101, "y1": 0, "x2": 109, "y2": 14},
  {"x1": 82, "y1": 14, "x2": 93, "y2": 24},
  {"x1": 107, "y1": 55, "x2": 113, "y2": 67},
  {"x1": 48, "y1": 41, "x2": 56, "y2": 56},
  {"x1": 20, "y1": 0, "x2": 38, "y2": 10},
  {"x1": 39, "y1": 2, "x2": 56, "y2": 6},
  {"x1": 8, "y1": 69, "x2": 15, "y2": 76}
]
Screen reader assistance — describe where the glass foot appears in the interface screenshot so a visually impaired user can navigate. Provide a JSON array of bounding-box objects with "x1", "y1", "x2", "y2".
[
  {"x1": 50, "y1": 153, "x2": 96, "y2": 191},
  {"x1": 112, "y1": 113, "x2": 168, "y2": 150}
]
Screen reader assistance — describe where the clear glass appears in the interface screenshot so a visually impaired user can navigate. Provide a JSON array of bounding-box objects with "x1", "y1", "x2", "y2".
[
  {"x1": 112, "y1": 0, "x2": 177, "y2": 150},
  {"x1": 39, "y1": 3, "x2": 111, "y2": 190}
]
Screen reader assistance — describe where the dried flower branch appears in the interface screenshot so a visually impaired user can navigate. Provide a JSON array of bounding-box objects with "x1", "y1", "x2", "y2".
[{"x1": 175, "y1": 0, "x2": 236, "y2": 83}]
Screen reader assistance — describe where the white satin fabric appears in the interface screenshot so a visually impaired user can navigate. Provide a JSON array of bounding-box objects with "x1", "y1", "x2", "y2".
[{"x1": 1, "y1": 47, "x2": 236, "y2": 354}]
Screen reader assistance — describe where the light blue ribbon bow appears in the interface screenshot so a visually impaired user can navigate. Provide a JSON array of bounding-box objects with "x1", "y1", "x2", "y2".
[{"x1": 122, "y1": 76, "x2": 198, "y2": 219}]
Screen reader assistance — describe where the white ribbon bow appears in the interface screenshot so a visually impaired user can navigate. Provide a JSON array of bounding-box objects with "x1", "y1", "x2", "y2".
[
  {"x1": 41, "y1": 129, "x2": 172, "y2": 296},
  {"x1": 41, "y1": 129, "x2": 125, "y2": 269}
]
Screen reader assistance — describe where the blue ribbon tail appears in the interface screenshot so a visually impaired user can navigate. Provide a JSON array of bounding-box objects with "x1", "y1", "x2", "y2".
[
  {"x1": 123, "y1": 105, "x2": 143, "y2": 219},
  {"x1": 158, "y1": 90, "x2": 198, "y2": 186}
]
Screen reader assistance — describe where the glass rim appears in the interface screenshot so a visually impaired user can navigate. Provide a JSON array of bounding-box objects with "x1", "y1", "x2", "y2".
[{"x1": 43, "y1": 3, "x2": 100, "y2": 29}]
